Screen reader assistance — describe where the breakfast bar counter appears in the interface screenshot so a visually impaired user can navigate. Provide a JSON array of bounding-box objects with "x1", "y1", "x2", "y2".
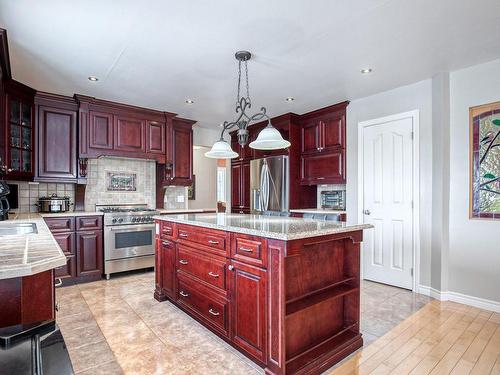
[{"x1": 154, "y1": 213, "x2": 371, "y2": 375}]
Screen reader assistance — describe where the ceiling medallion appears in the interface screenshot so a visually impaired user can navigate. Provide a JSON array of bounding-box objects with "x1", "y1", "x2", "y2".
[{"x1": 205, "y1": 51, "x2": 290, "y2": 159}]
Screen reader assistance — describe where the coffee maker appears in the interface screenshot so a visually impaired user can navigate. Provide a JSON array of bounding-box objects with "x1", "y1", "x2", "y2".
[{"x1": 0, "y1": 180, "x2": 10, "y2": 221}]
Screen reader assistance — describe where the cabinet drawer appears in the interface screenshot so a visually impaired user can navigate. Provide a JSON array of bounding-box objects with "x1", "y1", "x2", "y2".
[
  {"x1": 177, "y1": 225, "x2": 227, "y2": 254},
  {"x1": 177, "y1": 274, "x2": 228, "y2": 336},
  {"x1": 160, "y1": 222, "x2": 175, "y2": 239},
  {"x1": 177, "y1": 245, "x2": 227, "y2": 293},
  {"x1": 44, "y1": 217, "x2": 75, "y2": 233},
  {"x1": 76, "y1": 215, "x2": 102, "y2": 231},
  {"x1": 231, "y1": 234, "x2": 267, "y2": 268}
]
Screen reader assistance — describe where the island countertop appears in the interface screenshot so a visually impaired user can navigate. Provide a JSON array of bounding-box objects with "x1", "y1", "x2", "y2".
[
  {"x1": 0, "y1": 214, "x2": 67, "y2": 280},
  {"x1": 154, "y1": 213, "x2": 372, "y2": 241}
]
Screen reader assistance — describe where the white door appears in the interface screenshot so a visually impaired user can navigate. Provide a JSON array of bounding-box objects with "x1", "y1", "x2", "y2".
[{"x1": 362, "y1": 115, "x2": 414, "y2": 289}]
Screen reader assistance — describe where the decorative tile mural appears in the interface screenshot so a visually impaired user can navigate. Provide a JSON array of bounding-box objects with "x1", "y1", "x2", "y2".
[
  {"x1": 470, "y1": 101, "x2": 500, "y2": 219},
  {"x1": 106, "y1": 172, "x2": 136, "y2": 191}
]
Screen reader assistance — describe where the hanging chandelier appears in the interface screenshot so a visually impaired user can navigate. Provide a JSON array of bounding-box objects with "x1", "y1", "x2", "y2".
[{"x1": 205, "y1": 51, "x2": 290, "y2": 159}]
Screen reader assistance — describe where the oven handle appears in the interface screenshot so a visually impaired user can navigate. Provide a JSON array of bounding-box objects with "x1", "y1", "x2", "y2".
[{"x1": 107, "y1": 224, "x2": 155, "y2": 232}]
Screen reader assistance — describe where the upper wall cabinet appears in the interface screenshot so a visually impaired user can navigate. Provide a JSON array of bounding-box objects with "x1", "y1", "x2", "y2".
[
  {"x1": 299, "y1": 101, "x2": 349, "y2": 185},
  {"x1": 76, "y1": 94, "x2": 174, "y2": 163},
  {"x1": 2, "y1": 80, "x2": 36, "y2": 180},
  {"x1": 35, "y1": 92, "x2": 78, "y2": 182},
  {"x1": 167, "y1": 117, "x2": 194, "y2": 186}
]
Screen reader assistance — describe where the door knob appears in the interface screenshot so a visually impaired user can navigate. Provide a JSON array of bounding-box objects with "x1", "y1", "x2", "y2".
[{"x1": 363, "y1": 209, "x2": 371, "y2": 215}]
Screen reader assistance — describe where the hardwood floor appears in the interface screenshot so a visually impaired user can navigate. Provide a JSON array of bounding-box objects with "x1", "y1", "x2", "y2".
[{"x1": 330, "y1": 299, "x2": 500, "y2": 375}]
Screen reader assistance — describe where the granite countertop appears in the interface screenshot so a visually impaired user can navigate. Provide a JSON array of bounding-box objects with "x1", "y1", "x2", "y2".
[
  {"x1": 290, "y1": 208, "x2": 347, "y2": 215},
  {"x1": 154, "y1": 213, "x2": 372, "y2": 241},
  {"x1": 0, "y1": 213, "x2": 67, "y2": 280},
  {"x1": 158, "y1": 208, "x2": 217, "y2": 215}
]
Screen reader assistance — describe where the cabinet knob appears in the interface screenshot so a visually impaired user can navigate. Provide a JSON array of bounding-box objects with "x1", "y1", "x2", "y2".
[{"x1": 228, "y1": 265, "x2": 234, "y2": 271}]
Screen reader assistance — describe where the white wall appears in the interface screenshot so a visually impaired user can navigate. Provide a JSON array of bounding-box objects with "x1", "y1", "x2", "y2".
[
  {"x1": 346, "y1": 79, "x2": 434, "y2": 287},
  {"x1": 188, "y1": 146, "x2": 217, "y2": 209},
  {"x1": 449, "y1": 58, "x2": 500, "y2": 302}
]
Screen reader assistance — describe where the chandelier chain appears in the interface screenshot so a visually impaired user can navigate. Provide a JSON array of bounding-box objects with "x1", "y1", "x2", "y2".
[
  {"x1": 236, "y1": 60, "x2": 242, "y2": 106},
  {"x1": 245, "y1": 60, "x2": 250, "y2": 103}
]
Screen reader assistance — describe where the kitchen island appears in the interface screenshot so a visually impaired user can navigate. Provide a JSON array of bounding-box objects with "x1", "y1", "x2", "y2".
[
  {"x1": 154, "y1": 213, "x2": 371, "y2": 375},
  {"x1": 0, "y1": 215, "x2": 67, "y2": 328}
]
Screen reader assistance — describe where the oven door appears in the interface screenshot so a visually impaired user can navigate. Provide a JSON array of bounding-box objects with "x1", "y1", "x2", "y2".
[{"x1": 105, "y1": 224, "x2": 155, "y2": 261}]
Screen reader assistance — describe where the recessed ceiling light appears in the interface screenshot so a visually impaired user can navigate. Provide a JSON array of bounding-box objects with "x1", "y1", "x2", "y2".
[
  {"x1": 285, "y1": 97, "x2": 295, "y2": 102},
  {"x1": 361, "y1": 68, "x2": 372, "y2": 74},
  {"x1": 88, "y1": 76, "x2": 99, "y2": 82},
  {"x1": 185, "y1": 99, "x2": 194, "y2": 104}
]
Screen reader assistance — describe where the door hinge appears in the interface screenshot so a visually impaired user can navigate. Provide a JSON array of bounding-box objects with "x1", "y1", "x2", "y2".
[
  {"x1": 410, "y1": 131, "x2": 414, "y2": 140},
  {"x1": 410, "y1": 268, "x2": 414, "y2": 277},
  {"x1": 411, "y1": 200, "x2": 414, "y2": 209}
]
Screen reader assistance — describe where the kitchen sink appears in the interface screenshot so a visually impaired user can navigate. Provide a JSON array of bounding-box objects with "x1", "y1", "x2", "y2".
[{"x1": 0, "y1": 222, "x2": 38, "y2": 236}]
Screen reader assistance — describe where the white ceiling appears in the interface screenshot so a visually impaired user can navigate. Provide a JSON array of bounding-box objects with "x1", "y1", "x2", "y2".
[{"x1": 1, "y1": 0, "x2": 500, "y2": 129}]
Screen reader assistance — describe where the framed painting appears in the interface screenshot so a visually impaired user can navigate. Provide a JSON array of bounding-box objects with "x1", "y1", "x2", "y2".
[
  {"x1": 470, "y1": 101, "x2": 500, "y2": 219},
  {"x1": 106, "y1": 172, "x2": 137, "y2": 191}
]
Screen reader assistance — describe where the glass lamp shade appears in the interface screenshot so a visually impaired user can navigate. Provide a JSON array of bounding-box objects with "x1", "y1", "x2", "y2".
[
  {"x1": 249, "y1": 126, "x2": 291, "y2": 150},
  {"x1": 205, "y1": 140, "x2": 239, "y2": 159}
]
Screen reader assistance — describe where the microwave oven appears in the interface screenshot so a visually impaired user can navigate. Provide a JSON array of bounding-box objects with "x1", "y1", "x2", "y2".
[{"x1": 320, "y1": 190, "x2": 346, "y2": 210}]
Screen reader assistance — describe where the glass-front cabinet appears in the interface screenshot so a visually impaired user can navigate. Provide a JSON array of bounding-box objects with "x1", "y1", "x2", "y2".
[{"x1": 4, "y1": 81, "x2": 35, "y2": 179}]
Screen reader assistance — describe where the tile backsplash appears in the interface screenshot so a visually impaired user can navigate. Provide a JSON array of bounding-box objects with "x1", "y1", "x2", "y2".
[
  {"x1": 6, "y1": 181, "x2": 75, "y2": 213},
  {"x1": 84, "y1": 157, "x2": 156, "y2": 211},
  {"x1": 163, "y1": 186, "x2": 188, "y2": 209}
]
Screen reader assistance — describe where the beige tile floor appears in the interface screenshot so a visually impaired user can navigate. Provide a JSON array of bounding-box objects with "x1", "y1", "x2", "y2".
[{"x1": 55, "y1": 271, "x2": 431, "y2": 374}]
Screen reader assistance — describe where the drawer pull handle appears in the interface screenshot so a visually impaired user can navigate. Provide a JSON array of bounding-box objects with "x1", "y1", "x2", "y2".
[
  {"x1": 239, "y1": 247, "x2": 254, "y2": 253},
  {"x1": 163, "y1": 229, "x2": 172, "y2": 234},
  {"x1": 208, "y1": 308, "x2": 220, "y2": 316},
  {"x1": 179, "y1": 291, "x2": 189, "y2": 297},
  {"x1": 207, "y1": 240, "x2": 219, "y2": 245},
  {"x1": 162, "y1": 241, "x2": 172, "y2": 247},
  {"x1": 208, "y1": 271, "x2": 219, "y2": 278},
  {"x1": 55, "y1": 278, "x2": 63, "y2": 287},
  {"x1": 179, "y1": 259, "x2": 188, "y2": 265},
  {"x1": 179, "y1": 233, "x2": 188, "y2": 238}
]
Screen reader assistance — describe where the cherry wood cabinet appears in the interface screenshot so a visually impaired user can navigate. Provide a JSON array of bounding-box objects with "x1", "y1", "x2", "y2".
[
  {"x1": 114, "y1": 115, "x2": 146, "y2": 152},
  {"x1": 35, "y1": 92, "x2": 78, "y2": 182},
  {"x1": 76, "y1": 230, "x2": 103, "y2": 278},
  {"x1": 169, "y1": 118, "x2": 194, "y2": 185},
  {"x1": 230, "y1": 260, "x2": 267, "y2": 363},
  {"x1": 2, "y1": 80, "x2": 35, "y2": 180},
  {"x1": 89, "y1": 110, "x2": 114, "y2": 150},
  {"x1": 300, "y1": 101, "x2": 348, "y2": 185},
  {"x1": 44, "y1": 215, "x2": 103, "y2": 284},
  {"x1": 231, "y1": 160, "x2": 250, "y2": 213},
  {"x1": 53, "y1": 232, "x2": 76, "y2": 280},
  {"x1": 154, "y1": 218, "x2": 364, "y2": 374},
  {"x1": 76, "y1": 94, "x2": 176, "y2": 163},
  {"x1": 301, "y1": 150, "x2": 345, "y2": 185},
  {"x1": 0, "y1": 269, "x2": 55, "y2": 329}
]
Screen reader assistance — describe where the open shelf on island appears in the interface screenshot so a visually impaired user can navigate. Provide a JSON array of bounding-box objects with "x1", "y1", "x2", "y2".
[
  {"x1": 285, "y1": 324, "x2": 359, "y2": 374},
  {"x1": 286, "y1": 277, "x2": 358, "y2": 316}
]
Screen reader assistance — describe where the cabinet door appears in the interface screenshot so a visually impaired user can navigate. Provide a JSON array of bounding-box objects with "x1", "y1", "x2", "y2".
[
  {"x1": 114, "y1": 116, "x2": 146, "y2": 152},
  {"x1": 146, "y1": 121, "x2": 165, "y2": 154},
  {"x1": 300, "y1": 150, "x2": 345, "y2": 185},
  {"x1": 38, "y1": 106, "x2": 77, "y2": 180},
  {"x1": 230, "y1": 260, "x2": 267, "y2": 363},
  {"x1": 321, "y1": 113, "x2": 345, "y2": 152},
  {"x1": 53, "y1": 232, "x2": 76, "y2": 279},
  {"x1": 89, "y1": 111, "x2": 113, "y2": 149},
  {"x1": 231, "y1": 162, "x2": 242, "y2": 209},
  {"x1": 300, "y1": 119, "x2": 321, "y2": 154},
  {"x1": 241, "y1": 161, "x2": 251, "y2": 209},
  {"x1": 160, "y1": 239, "x2": 176, "y2": 299},
  {"x1": 171, "y1": 124, "x2": 193, "y2": 185},
  {"x1": 76, "y1": 230, "x2": 103, "y2": 278}
]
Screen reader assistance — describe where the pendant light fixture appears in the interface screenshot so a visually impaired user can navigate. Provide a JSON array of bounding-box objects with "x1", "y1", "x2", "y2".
[{"x1": 205, "y1": 51, "x2": 290, "y2": 159}]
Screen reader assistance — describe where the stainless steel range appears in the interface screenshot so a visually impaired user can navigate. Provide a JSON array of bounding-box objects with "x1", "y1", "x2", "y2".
[{"x1": 97, "y1": 204, "x2": 159, "y2": 279}]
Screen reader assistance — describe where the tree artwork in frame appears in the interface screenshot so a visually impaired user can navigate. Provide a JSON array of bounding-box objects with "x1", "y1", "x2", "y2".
[{"x1": 470, "y1": 101, "x2": 500, "y2": 219}]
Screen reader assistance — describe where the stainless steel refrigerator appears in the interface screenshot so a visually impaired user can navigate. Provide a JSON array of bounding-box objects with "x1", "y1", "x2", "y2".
[{"x1": 250, "y1": 156, "x2": 289, "y2": 214}]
